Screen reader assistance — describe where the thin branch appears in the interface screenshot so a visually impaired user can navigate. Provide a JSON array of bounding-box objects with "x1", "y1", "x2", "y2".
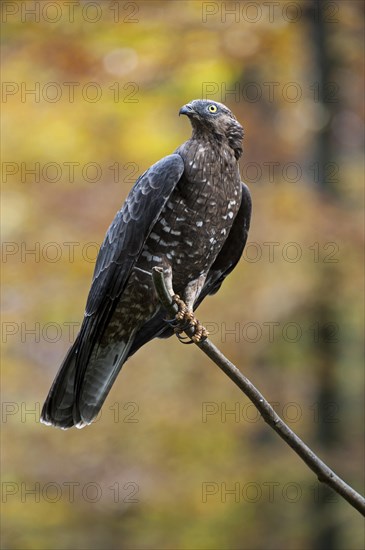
[{"x1": 152, "y1": 267, "x2": 365, "y2": 516}]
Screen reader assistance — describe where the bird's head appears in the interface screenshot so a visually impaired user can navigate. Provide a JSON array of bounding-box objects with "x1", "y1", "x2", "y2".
[{"x1": 179, "y1": 99, "x2": 244, "y2": 159}]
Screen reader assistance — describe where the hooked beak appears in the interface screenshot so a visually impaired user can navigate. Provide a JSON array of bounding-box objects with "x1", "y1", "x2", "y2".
[{"x1": 179, "y1": 103, "x2": 195, "y2": 117}]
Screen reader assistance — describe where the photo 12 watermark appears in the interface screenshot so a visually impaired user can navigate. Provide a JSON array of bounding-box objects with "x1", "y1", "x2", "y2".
[
  {"x1": 1, "y1": 400, "x2": 140, "y2": 425},
  {"x1": 201, "y1": 400, "x2": 340, "y2": 424},
  {"x1": 1, "y1": 1, "x2": 140, "y2": 24},
  {"x1": 1, "y1": 480, "x2": 139, "y2": 504},
  {"x1": 202, "y1": 81, "x2": 340, "y2": 104},
  {"x1": 2, "y1": 82, "x2": 139, "y2": 104},
  {"x1": 2, "y1": 161, "x2": 140, "y2": 184},
  {"x1": 201, "y1": 480, "x2": 338, "y2": 504},
  {"x1": 201, "y1": 2, "x2": 339, "y2": 25},
  {"x1": 202, "y1": 320, "x2": 340, "y2": 344}
]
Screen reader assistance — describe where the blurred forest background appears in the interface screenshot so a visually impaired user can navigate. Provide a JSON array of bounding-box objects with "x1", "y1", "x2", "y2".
[{"x1": 1, "y1": 1, "x2": 364, "y2": 549}]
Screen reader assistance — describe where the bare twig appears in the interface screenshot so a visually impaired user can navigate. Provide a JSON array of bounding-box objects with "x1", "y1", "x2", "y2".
[{"x1": 152, "y1": 267, "x2": 365, "y2": 516}]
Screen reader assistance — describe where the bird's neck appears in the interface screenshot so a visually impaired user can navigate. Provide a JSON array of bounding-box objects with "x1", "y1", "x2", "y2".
[{"x1": 190, "y1": 127, "x2": 243, "y2": 161}]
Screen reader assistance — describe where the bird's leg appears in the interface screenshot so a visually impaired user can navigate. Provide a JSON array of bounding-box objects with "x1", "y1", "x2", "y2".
[
  {"x1": 161, "y1": 261, "x2": 175, "y2": 298},
  {"x1": 171, "y1": 276, "x2": 209, "y2": 343},
  {"x1": 158, "y1": 260, "x2": 195, "y2": 337}
]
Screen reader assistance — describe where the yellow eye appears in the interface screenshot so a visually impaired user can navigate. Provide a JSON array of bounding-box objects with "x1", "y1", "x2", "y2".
[{"x1": 208, "y1": 104, "x2": 217, "y2": 113}]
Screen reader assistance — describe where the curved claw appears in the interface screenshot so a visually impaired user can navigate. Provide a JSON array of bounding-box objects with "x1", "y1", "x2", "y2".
[
  {"x1": 164, "y1": 317, "x2": 179, "y2": 326},
  {"x1": 175, "y1": 332, "x2": 194, "y2": 344},
  {"x1": 164, "y1": 317, "x2": 195, "y2": 332},
  {"x1": 174, "y1": 330, "x2": 189, "y2": 340}
]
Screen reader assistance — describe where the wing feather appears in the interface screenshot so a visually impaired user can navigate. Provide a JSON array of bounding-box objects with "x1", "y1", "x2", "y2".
[
  {"x1": 46, "y1": 154, "x2": 184, "y2": 413},
  {"x1": 85, "y1": 154, "x2": 184, "y2": 315},
  {"x1": 196, "y1": 182, "x2": 252, "y2": 302}
]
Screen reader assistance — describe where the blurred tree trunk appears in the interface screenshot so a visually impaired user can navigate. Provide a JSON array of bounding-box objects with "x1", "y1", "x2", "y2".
[{"x1": 306, "y1": 1, "x2": 342, "y2": 548}]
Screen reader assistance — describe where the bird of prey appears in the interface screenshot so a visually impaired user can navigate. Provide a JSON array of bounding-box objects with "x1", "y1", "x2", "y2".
[{"x1": 41, "y1": 99, "x2": 252, "y2": 429}]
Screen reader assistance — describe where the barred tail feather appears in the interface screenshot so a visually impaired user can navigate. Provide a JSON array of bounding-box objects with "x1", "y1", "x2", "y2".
[
  {"x1": 72, "y1": 334, "x2": 135, "y2": 428},
  {"x1": 40, "y1": 336, "x2": 80, "y2": 429},
  {"x1": 41, "y1": 334, "x2": 135, "y2": 429}
]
